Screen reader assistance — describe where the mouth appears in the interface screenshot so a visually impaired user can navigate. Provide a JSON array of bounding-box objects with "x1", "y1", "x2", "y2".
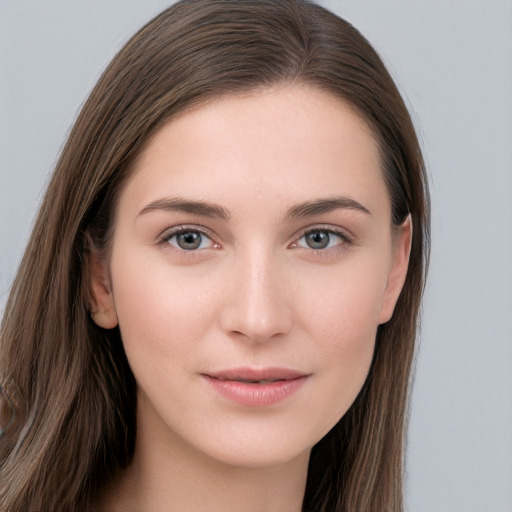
[
  {"x1": 217, "y1": 378, "x2": 284, "y2": 384},
  {"x1": 204, "y1": 367, "x2": 308, "y2": 383},
  {"x1": 201, "y1": 367, "x2": 309, "y2": 406}
]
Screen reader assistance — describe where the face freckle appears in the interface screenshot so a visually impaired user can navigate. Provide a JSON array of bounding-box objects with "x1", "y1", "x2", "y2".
[{"x1": 96, "y1": 84, "x2": 409, "y2": 470}]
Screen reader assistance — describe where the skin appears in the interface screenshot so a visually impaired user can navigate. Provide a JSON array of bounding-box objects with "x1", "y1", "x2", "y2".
[{"x1": 90, "y1": 84, "x2": 411, "y2": 512}]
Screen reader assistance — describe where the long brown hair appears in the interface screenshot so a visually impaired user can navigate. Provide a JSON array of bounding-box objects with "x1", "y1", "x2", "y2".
[{"x1": 0, "y1": 1, "x2": 430, "y2": 510}]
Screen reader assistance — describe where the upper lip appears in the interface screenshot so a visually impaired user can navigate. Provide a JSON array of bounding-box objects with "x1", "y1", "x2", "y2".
[{"x1": 204, "y1": 367, "x2": 309, "y2": 382}]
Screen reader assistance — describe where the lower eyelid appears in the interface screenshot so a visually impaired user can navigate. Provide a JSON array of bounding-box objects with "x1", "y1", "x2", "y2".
[
  {"x1": 294, "y1": 229, "x2": 352, "y2": 248},
  {"x1": 159, "y1": 227, "x2": 217, "y2": 248},
  {"x1": 159, "y1": 225, "x2": 353, "y2": 251}
]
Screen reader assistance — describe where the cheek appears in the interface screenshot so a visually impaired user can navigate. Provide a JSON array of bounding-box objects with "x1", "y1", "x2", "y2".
[
  {"x1": 109, "y1": 249, "x2": 221, "y2": 365},
  {"x1": 300, "y1": 257, "x2": 388, "y2": 350},
  {"x1": 314, "y1": 283, "x2": 378, "y2": 389},
  {"x1": 297, "y1": 260, "x2": 387, "y2": 417}
]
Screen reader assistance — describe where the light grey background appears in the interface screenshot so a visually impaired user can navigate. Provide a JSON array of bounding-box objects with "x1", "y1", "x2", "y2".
[{"x1": 1, "y1": 1, "x2": 511, "y2": 511}]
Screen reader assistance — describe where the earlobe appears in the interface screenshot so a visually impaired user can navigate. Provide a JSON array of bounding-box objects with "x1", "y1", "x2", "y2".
[
  {"x1": 378, "y1": 215, "x2": 412, "y2": 324},
  {"x1": 86, "y1": 236, "x2": 118, "y2": 329},
  {"x1": 90, "y1": 306, "x2": 118, "y2": 330}
]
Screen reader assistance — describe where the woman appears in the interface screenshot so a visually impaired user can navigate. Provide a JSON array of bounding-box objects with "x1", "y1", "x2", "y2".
[{"x1": 0, "y1": 1, "x2": 429, "y2": 511}]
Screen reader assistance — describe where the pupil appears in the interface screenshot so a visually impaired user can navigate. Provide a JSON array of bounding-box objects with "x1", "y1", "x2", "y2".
[
  {"x1": 306, "y1": 231, "x2": 329, "y2": 249},
  {"x1": 177, "y1": 232, "x2": 201, "y2": 250}
]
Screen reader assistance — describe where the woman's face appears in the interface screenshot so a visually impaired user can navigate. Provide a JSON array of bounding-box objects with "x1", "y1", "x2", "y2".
[{"x1": 91, "y1": 84, "x2": 410, "y2": 469}]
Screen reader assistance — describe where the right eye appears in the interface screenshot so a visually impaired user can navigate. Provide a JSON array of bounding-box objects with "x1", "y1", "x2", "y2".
[{"x1": 164, "y1": 229, "x2": 216, "y2": 251}]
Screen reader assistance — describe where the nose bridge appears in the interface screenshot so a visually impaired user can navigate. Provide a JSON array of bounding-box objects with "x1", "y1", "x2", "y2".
[{"x1": 221, "y1": 242, "x2": 292, "y2": 343}]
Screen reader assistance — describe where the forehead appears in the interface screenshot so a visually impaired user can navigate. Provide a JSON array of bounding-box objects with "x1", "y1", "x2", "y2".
[{"x1": 120, "y1": 84, "x2": 389, "y2": 220}]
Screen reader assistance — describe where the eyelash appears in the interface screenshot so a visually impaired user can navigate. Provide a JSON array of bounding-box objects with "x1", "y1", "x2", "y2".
[
  {"x1": 291, "y1": 225, "x2": 354, "y2": 255},
  {"x1": 158, "y1": 225, "x2": 219, "y2": 251},
  {"x1": 158, "y1": 225, "x2": 354, "y2": 254}
]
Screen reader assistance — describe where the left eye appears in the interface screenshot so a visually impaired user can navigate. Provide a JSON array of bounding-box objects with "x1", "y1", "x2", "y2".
[
  {"x1": 165, "y1": 230, "x2": 214, "y2": 251},
  {"x1": 296, "y1": 229, "x2": 346, "y2": 250}
]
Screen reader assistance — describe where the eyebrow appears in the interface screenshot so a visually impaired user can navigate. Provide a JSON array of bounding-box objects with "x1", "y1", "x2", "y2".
[
  {"x1": 138, "y1": 197, "x2": 231, "y2": 221},
  {"x1": 137, "y1": 195, "x2": 371, "y2": 222},
  {"x1": 285, "y1": 196, "x2": 372, "y2": 220}
]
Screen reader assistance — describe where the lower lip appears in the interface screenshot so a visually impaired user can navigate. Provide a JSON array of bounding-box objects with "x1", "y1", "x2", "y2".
[{"x1": 202, "y1": 375, "x2": 308, "y2": 406}]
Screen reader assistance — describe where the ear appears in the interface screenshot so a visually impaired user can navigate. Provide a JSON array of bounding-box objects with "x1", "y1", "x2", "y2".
[
  {"x1": 86, "y1": 237, "x2": 118, "y2": 329},
  {"x1": 378, "y1": 215, "x2": 412, "y2": 324}
]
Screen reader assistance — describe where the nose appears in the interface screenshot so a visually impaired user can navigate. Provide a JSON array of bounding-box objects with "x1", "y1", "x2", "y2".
[{"x1": 219, "y1": 247, "x2": 293, "y2": 344}]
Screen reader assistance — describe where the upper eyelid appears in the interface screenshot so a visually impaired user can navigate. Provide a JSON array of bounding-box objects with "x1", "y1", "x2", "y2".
[
  {"x1": 160, "y1": 224, "x2": 216, "y2": 239},
  {"x1": 293, "y1": 224, "x2": 354, "y2": 242},
  {"x1": 294, "y1": 232, "x2": 350, "y2": 250},
  {"x1": 157, "y1": 223, "x2": 354, "y2": 247},
  {"x1": 158, "y1": 225, "x2": 219, "y2": 249}
]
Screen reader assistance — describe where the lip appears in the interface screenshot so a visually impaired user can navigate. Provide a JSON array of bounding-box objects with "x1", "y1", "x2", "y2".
[{"x1": 201, "y1": 367, "x2": 309, "y2": 407}]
